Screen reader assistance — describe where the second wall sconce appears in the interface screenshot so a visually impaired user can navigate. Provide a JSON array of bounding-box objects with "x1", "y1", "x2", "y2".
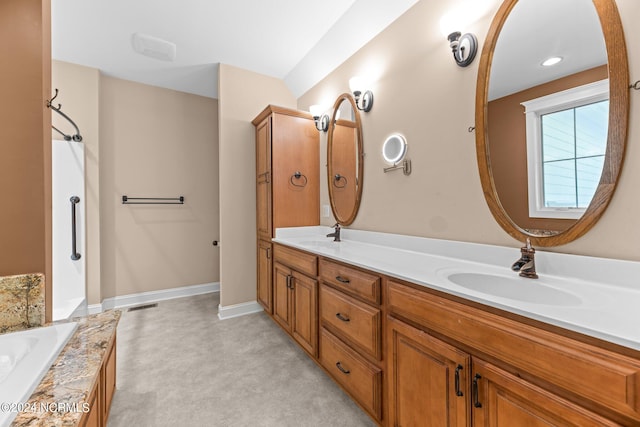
[
  {"x1": 447, "y1": 31, "x2": 477, "y2": 67},
  {"x1": 349, "y1": 76, "x2": 374, "y2": 112},
  {"x1": 310, "y1": 104, "x2": 330, "y2": 132}
]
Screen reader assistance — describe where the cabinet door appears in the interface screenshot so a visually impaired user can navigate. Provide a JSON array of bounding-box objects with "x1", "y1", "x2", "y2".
[
  {"x1": 256, "y1": 117, "x2": 272, "y2": 240},
  {"x1": 80, "y1": 382, "x2": 99, "y2": 427},
  {"x1": 291, "y1": 270, "x2": 317, "y2": 357},
  {"x1": 273, "y1": 262, "x2": 292, "y2": 331},
  {"x1": 472, "y1": 359, "x2": 619, "y2": 427},
  {"x1": 257, "y1": 240, "x2": 273, "y2": 313},
  {"x1": 103, "y1": 337, "x2": 117, "y2": 424},
  {"x1": 387, "y1": 316, "x2": 470, "y2": 427},
  {"x1": 271, "y1": 113, "x2": 319, "y2": 230}
]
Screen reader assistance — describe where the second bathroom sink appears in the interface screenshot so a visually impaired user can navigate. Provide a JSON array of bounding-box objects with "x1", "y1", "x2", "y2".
[{"x1": 444, "y1": 272, "x2": 582, "y2": 306}]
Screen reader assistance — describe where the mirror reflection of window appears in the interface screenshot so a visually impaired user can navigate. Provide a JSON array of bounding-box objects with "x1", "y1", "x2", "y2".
[
  {"x1": 541, "y1": 100, "x2": 608, "y2": 209},
  {"x1": 522, "y1": 79, "x2": 608, "y2": 219}
]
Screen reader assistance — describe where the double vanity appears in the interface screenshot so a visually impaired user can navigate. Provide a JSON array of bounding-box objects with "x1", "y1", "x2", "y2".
[
  {"x1": 270, "y1": 226, "x2": 640, "y2": 426},
  {"x1": 253, "y1": 0, "x2": 638, "y2": 424}
]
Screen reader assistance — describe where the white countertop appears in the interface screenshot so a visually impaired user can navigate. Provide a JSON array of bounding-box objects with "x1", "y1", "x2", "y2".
[{"x1": 273, "y1": 226, "x2": 640, "y2": 351}]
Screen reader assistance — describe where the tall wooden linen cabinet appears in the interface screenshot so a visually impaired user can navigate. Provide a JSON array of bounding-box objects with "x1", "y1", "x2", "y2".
[{"x1": 252, "y1": 105, "x2": 319, "y2": 314}]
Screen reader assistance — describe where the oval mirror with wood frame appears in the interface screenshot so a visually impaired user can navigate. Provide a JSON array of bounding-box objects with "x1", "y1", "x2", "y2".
[
  {"x1": 327, "y1": 93, "x2": 364, "y2": 226},
  {"x1": 476, "y1": 0, "x2": 629, "y2": 247}
]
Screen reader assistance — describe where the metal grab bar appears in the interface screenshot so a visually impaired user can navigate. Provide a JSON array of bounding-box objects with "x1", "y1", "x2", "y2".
[
  {"x1": 70, "y1": 196, "x2": 81, "y2": 261},
  {"x1": 122, "y1": 196, "x2": 185, "y2": 205}
]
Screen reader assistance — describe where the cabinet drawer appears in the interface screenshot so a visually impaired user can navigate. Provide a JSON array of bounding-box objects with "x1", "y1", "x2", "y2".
[
  {"x1": 319, "y1": 259, "x2": 380, "y2": 304},
  {"x1": 319, "y1": 328, "x2": 382, "y2": 420},
  {"x1": 273, "y1": 244, "x2": 317, "y2": 277},
  {"x1": 387, "y1": 280, "x2": 640, "y2": 422},
  {"x1": 320, "y1": 284, "x2": 381, "y2": 360}
]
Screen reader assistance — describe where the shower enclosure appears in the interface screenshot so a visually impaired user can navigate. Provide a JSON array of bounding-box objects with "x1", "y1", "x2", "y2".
[{"x1": 52, "y1": 139, "x2": 86, "y2": 320}]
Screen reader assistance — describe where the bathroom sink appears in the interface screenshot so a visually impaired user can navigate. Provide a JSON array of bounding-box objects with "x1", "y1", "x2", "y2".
[
  {"x1": 297, "y1": 240, "x2": 340, "y2": 249},
  {"x1": 445, "y1": 272, "x2": 582, "y2": 306}
]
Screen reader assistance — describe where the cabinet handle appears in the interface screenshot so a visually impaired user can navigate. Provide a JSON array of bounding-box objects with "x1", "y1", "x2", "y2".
[
  {"x1": 336, "y1": 362, "x2": 351, "y2": 375},
  {"x1": 265, "y1": 247, "x2": 271, "y2": 259},
  {"x1": 286, "y1": 275, "x2": 292, "y2": 289},
  {"x1": 455, "y1": 365, "x2": 464, "y2": 397},
  {"x1": 472, "y1": 373, "x2": 482, "y2": 408},
  {"x1": 335, "y1": 275, "x2": 350, "y2": 284},
  {"x1": 335, "y1": 313, "x2": 350, "y2": 322}
]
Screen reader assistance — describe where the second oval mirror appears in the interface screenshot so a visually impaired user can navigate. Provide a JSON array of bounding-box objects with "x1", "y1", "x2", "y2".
[
  {"x1": 327, "y1": 93, "x2": 363, "y2": 226},
  {"x1": 476, "y1": 0, "x2": 629, "y2": 246}
]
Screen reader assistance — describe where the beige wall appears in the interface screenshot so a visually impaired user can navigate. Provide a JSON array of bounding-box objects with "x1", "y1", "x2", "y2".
[
  {"x1": 51, "y1": 61, "x2": 101, "y2": 304},
  {"x1": 0, "y1": 0, "x2": 52, "y2": 318},
  {"x1": 218, "y1": 64, "x2": 295, "y2": 307},
  {"x1": 298, "y1": 0, "x2": 640, "y2": 262},
  {"x1": 99, "y1": 76, "x2": 219, "y2": 299}
]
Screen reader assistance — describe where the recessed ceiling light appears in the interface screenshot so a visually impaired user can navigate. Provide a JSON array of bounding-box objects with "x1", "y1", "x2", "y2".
[
  {"x1": 542, "y1": 56, "x2": 563, "y2": 67},
  {"x1": 131, "y1": 33, "x2": 176, "y2": 62}
]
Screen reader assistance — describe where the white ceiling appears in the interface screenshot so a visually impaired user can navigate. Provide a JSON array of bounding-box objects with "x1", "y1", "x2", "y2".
[{"x1": 52, "y1": 0, "x2": 419, "y2": 99}]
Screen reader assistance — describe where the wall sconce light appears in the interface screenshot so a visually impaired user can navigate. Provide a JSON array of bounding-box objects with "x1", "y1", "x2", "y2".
[
  {"x1": 309, "y1": 105, "x2": 330, "y2": 132},
  {"x1": 348, "y1": 76, "x2": 374, "y2": 112},
  {"x1": 447, "y1": 31, "x2": 478, "y2": 67}
]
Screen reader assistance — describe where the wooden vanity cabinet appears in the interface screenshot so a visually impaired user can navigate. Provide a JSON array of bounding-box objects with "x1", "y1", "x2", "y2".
[
  {"x1": 81, "y1": 381, "x2": 100, "y2": 427},
  {"x1": 102, "y1": 336, "x2": 117, "y2": 423},
  {"x1": 386, "y1": 279, "x2": 640, "y2": 426},
  {"x1": 273, "y1": 244, "x2": 319, "y2": 357},
  {"x1": 253, "y1": 106, "x2": 319, "y2": 316},
  {"x1": 471, "y1": 358, "x2": 619, "y2": 427},
  {"x1": 318, "y1": 259, "x2": 384, "y2": 423},
  {"x1": 387, "y1": 316, "x2": 470, "y2": 427},
  {"x1": 80, "y1": 334, "x2": 117, "y2": 427},
  {"x1": 257, "y1": 240, "x2": 273, "y2": 312}
]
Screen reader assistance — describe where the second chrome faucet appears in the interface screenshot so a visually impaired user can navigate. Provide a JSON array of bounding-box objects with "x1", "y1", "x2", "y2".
[
  {"x1": 511, "y1": 238, "x2": 538, "y2": 279},
  {"x1": 326, "y1": 223, "x2": 341, "y2": 242}
]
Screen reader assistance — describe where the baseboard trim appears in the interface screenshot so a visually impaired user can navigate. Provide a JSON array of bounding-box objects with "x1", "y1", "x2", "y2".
[
  {"x1": 217, "y1": 301, "x2": 263, "y2": 320},
  {"x1": 87, "y1": 282, "x2": 220, "y2": 314},
  {"x1": 70, "y1": 298, "x2": 88, "y2": 318}
]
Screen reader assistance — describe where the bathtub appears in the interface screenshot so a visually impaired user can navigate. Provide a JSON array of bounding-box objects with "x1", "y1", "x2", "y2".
[{"x1": 0, "y1": 322, "x2": 78, "y2": 426}]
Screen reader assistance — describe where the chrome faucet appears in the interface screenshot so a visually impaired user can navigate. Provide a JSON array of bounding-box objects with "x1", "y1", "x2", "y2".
[
  {"x1": 326, "y1": 223, "x2": 341, "y2": 242},
  {"x1": 511, "y1": 238, "x2": 538, "y2": 279}
]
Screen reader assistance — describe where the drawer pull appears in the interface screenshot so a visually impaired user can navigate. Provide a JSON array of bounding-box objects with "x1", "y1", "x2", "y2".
[
  {"x1": 336, "y1": 362, "x2": 351, "y2": 375},
  {"x1": 472, "y1": 373, "x2": 482, "y2": 408},
  {"x1": 455, "y1": 365, "x2": 464, "y2": 397},
  {"x1": 335, "y1": 313, "x2": 350, "y2": 322},
  {"x1": 336, "y1": 275, "x2": 351, "y2": 284}
]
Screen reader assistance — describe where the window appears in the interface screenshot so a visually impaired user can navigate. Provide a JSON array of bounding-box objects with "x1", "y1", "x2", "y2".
[{"x1": 521, "y1": 80, "x2": 609, "y2": 219}]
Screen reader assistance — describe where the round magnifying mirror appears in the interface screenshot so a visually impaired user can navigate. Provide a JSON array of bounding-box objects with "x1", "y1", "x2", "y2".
[{"x1": 382, "y1": 134, "x2": 407, "y2": 165}]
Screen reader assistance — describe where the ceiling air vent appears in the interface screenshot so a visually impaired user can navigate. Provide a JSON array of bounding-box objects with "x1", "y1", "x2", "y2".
[{"x1": 131, "y1": 32, "x2": 176, "y2": 62}]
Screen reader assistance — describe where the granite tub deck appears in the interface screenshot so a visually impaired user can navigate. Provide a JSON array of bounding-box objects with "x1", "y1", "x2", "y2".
[
  {"x1": 11, "y1": 310, "x2": 121, "y2": 427},
  {"x1": 0, "y1": 274, "x2": 45, "y2": 334}
]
